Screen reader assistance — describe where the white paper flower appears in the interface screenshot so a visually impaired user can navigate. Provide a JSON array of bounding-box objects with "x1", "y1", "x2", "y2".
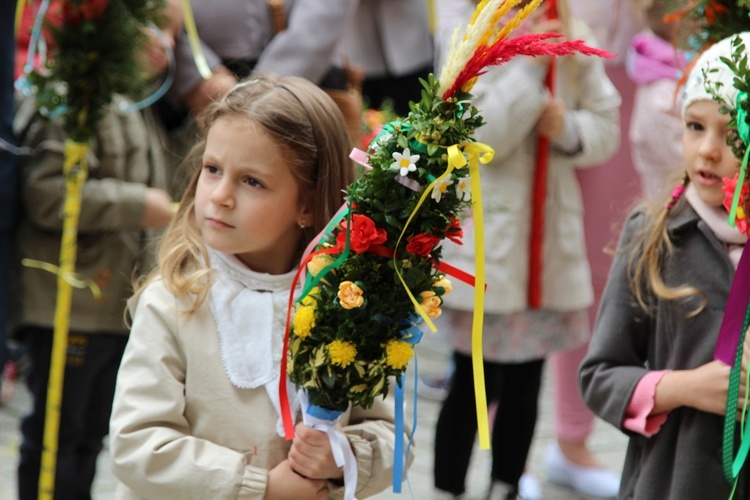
[
  {"x1": 455, "y1": 176, "x2": 471, "y2": 201},
  {"x1": 378, "y1": 133, "x2": 394, "y2": 145},
  {"x1": 368, "y1": 133, "x2": 393, "y2": 153},
  {"x1": 390, "y1": 148, "x2": 420, "y2": 177},
  {"x1": 431, "y1": 176, "x2": 455, "y2": 203}
]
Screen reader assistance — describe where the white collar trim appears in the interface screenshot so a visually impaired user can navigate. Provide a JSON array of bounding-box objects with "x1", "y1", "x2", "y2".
[{"x1": 207, "y1": 248, "x2": 299, "y2": 435}]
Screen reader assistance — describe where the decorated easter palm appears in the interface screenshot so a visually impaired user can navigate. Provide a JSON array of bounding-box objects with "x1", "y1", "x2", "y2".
[
  {"x1": 15, "y1": 1, "x2": 162, "y2": 497},
  {"x1": 278, "y1": 1, "x2": 610, "y2": 497}
]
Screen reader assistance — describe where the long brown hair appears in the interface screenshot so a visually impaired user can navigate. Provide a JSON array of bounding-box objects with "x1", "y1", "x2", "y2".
[
  {"x1": 627, "y1": 173, "x2": 707, "y2": 316},
  {"x1": 134, "y1": 74, "x2": 355, "y2": 313}
]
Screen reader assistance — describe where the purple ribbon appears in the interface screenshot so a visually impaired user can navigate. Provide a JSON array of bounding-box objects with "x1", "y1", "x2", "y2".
[{"x1": 715, "y1": 247, "x2": 750, "y2": 364}]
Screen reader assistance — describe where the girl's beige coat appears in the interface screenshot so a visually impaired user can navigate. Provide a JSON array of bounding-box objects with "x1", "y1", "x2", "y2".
[{"x1": 110, "y1": 280, "x2": 407, "y2": 499}]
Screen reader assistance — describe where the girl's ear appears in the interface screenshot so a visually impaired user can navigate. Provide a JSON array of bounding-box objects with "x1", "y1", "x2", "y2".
[{"x1": 298, "y1": 206, "x2": 313, "y2": 229}]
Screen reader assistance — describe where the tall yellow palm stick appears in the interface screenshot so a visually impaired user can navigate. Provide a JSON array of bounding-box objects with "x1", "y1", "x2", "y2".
[{"x1": 38, "y1": 140, "x2": 89, "y2": 500}]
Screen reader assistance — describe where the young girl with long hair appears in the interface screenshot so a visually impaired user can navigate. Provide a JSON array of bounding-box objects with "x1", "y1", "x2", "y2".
[
  {"x1": 580, "y1": 33, "x2": 750, "y2": 499},
  {"x1": 109, "y1": 75, "x2": 404, "y2": 499}
]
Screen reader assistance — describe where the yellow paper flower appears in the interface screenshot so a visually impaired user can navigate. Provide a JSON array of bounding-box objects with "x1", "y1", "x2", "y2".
[
  {"x1": 434, "y1": 277, "x2": 453, "y2": 295},
  {"x1": 307, "y1": 254, "x2": 334, "y2": 277},
  {"x1": 338, "y1": 281, "x2": 365, "y2": 309},
  {"x1": 327, "y1": 340, "x2": 357, "y2": 367},
  {"x1": 300, "y1": 287, "x2": 320, "y2": 307},
  {"x1": 293, "y1": 305, "x2": 316, "y2": 338},
  {"x1": 385, "y1": 339, "x2": 414, "y2": 370},
  {"x1": 419, "y1": 290, "x2": 443, "y2": 318}
]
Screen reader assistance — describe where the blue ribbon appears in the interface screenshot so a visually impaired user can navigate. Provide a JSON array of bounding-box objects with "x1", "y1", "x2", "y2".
[
  {"x1": 119, "y1": 23, "x2": 176, "y2": 114},
  {"x1": 22, "y1": 0, "x2": 50, "y2": 78},
  {"x1": 400, "y1": 316, "x2": 424, "y2": 345},
  {"x1": 306, "y1": 404, "x2": 344, "y2": 421},
  {"x1": 392, "y1": 313, "x2": 423, "y2": 495},
  {"x1": 394, "y1": 374, "x2": 406, "y2": 493}
]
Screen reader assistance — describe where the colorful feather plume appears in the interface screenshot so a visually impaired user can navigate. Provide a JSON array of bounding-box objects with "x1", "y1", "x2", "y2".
[{"x1": 438, "y1": 0, "x2": 612, "y2": 100}]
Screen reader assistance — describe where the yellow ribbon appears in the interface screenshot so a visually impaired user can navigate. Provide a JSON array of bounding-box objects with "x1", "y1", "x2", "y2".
[
  {"x1": 448, "y1": 142, "x2": 495, "y2": 450},
  {"x1": 22, "y1": 259, "x2": 102, "y2": 300},
  {"x1": 425, "y1": 0, "x2": 436, "y2": 34},
  {"x1": 462, "y1": 142, "x2": 493, "y2": 449},
  {"x1": 14, "y1": 0, "x2": 29, "y2": 37},
  {"x1": 392, "y1": 141, "x2": 494, "y2": 449},
  {"x1": 39, "y1": 140, "x2": 89, "y2": 500},
  {"x1": 393, "y1": 144, "x2": 465, "y2": 332},
  {"x1": 180, "y1": 0, "x2": 213, "y2": 80}
]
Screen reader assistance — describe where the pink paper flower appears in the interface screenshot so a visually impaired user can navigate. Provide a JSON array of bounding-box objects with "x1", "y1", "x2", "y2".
[{"x1": 723, "y1": 172, "x2": 750, "y2": 236}]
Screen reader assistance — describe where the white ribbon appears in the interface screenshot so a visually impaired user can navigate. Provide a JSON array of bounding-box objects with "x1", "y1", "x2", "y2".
[{"x1": 298, "y1": 391, "x2": 358, "y2": 500}]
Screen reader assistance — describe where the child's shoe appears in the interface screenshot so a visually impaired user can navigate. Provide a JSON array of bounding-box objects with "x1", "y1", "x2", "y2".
[
  {"x1": 489, "y1": 475, "x2": 541, "y2": 500},
  {"x1": 418, "y1": 373, "x2": 452, "y2": 400},
  {"x1": 488, "y1": 480, "x2": 516, "y2": 500},
  {"x1": 518, "y1": 472, "x2": 542, "y2": 500},
  {"x1": 545, "y1": 442, "x2": 620, "y2": 498}
]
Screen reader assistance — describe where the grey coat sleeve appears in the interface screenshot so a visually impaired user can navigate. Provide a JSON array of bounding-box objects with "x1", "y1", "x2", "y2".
[{"x1": 579, "y1": 209, "x2": 654, "y2": 433}]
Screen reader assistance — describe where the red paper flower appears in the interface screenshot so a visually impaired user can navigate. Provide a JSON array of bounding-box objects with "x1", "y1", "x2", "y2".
[
  {"x1": 446, "y1": 217, "x2": 464, "y2": 245},
  {"x1": 405, "y1": 233, "x2": 441, "y2": 257},
  {"x1": 336, "y1": 214, "x2": 387, "y2": 253},
  {"x1": 723, "y1": 173, "x2": 750, "y2": 236},
  {"x1": 61, "y1": 0, "x2": 110, "y2": 25}
]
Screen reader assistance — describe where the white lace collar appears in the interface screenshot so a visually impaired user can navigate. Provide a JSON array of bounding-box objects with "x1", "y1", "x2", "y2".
[{"x1": 207, "y1": 248, "x2": 299, "y2": 435}]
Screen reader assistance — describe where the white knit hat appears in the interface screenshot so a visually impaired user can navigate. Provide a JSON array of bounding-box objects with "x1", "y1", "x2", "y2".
[{"x1": 682, "y1": 32, "x2": 750, "y2": 118}]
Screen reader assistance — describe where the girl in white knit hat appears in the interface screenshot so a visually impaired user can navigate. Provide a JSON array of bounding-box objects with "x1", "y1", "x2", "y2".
[{"x1": 580, "y1": 33, "x2": 750, "y2": 499}]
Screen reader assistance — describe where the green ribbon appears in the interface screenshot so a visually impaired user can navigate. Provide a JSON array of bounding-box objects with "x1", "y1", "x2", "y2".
[
  {"x1": 298, "y1": 207, "x2": 351, "y2": 302},
  {"x1": 737, "y1": 92, "x2": 750, "y2": 144},
  {"x1": 728, "y1": 92, "x2": 750, "y2": 227},
  {"x1": 722, "y1": 300, "x2": 750, "y2": 496},
  {"x1": 372, "y1": 121, "x2": 430, "y2": 155},
  {"x1": 721, "y1": 92, "x2": 750, "y2": 497}
]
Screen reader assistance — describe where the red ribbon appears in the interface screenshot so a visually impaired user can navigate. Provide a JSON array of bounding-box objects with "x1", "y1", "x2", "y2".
[
  {"x1": 528, "y1": 0, "x2": 558, "y2": 309},
  {"x1": 434, "y1": 260, "x2": 487, "y2": 291},
  {"x1": 280, "y1": 251, "x2": 316, "y2": 439}
]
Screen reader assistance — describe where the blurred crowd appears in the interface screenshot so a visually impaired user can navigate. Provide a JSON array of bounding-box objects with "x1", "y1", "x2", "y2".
[{"x1": 1, "y1": 1, "x2": 691, "y2": 499}]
